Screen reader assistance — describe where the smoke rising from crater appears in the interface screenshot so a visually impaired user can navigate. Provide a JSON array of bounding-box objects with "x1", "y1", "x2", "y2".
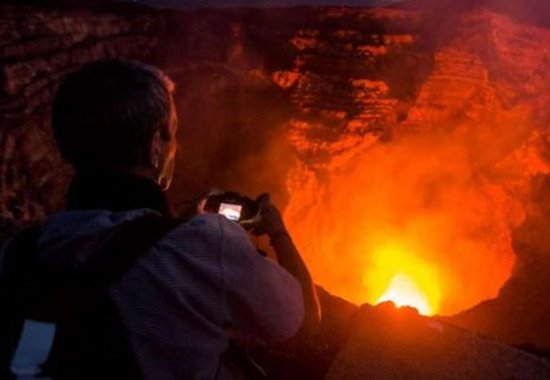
[{"x1": 284, "y1": 117, "x2": 548, "y2": 315}]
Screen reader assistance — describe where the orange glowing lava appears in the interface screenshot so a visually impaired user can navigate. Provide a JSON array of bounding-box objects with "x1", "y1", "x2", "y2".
[
  {"x1": 284, "y1": 126, "x2": 547, "y2": 316},
  {"x1": 377, "y1": 274, "x2": 433, "y2": 315},
  {"x1": 369, "y1": 241, "x2": 441, "y2": 315}
]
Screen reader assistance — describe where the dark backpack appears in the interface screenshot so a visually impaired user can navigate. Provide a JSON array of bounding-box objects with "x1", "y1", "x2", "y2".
[{"x1": 0, "y1": 214, "x2": 182, "y2": 379}]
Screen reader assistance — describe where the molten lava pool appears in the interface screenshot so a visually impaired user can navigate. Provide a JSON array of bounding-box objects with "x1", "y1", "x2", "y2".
[
  {"x1": 376, "y1": 273, "x2": 433, "y2": 315},
  {"x1": 371, "y1": 242, "x2": 441, "y2": 315},
  {"x1": 283, "y1": 130, "x2": 545, "y2": 316}
]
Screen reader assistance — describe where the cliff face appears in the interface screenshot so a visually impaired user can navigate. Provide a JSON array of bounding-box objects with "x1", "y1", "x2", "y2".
[
  {"x1": 2, "y1": 1, "x2": 550, "y2": 350},
  {"x1": 1, "y1": 7, "x2": 162, "y2": 117},
  {"x1": 260, "y1": 6, "x2": 550, "y2": 321},
  {"x1": 0, "y1": 4, "x2": 163, "y2": 222}
]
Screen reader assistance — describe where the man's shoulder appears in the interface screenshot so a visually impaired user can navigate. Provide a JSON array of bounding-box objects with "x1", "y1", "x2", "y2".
[
  {"x1": 175, "y1": 213, "x2": 248, "y2": 238},
  {"x1": 156, "y1": 214, "x2": 254, "y2": 259},
  {"x1": 160, "y1": 213, "x2": 237, "y2": 244}
]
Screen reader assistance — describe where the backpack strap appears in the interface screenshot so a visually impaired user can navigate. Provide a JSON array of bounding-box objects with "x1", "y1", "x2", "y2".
[
  {"x1": 1, "y1": 213, "x2": 186, "y2": 379},
  {"x1": 46, "y1": 213, "x2": 185, "y2": 380},
  {"x1": 82, "y1": 213, "x2": 184, "y2": 290}
]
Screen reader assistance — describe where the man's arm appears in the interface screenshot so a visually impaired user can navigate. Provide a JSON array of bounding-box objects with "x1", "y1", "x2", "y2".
[
  {"x1": 253, "y1": 195, "x2": 321, "y2": 336},
  {"x1": 219, "y1": 217, "x2": 304, "y2": 343}
]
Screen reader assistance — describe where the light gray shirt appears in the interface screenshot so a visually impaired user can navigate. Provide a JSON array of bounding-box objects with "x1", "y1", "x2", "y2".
[{"x1": 26, "y1": 209, "x2": 304, "y2": 379}]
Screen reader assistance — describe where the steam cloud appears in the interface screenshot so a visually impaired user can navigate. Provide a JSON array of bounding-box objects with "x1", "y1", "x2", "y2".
[{"x1": 284, "y1": 112, "x2": 548, "y2": 315}]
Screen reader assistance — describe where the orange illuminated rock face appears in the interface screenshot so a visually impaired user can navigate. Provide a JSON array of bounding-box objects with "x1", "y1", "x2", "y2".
[
  {"x1": 273, "y1": 8, "x2": 550, "y2": 317},
  {"x1": 270, "y1": 15, "x2": 411, "y2": 162}
]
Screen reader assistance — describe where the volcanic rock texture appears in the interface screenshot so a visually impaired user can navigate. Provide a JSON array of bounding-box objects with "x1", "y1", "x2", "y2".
[
  {"x1": 326, "y1": 304, "x2": 550, "y2": 380},
  {"x1": 2, "y1": 0, "x2": 550, "y2": 365},
  {"x1": 0, "y1": 3, "x2": 164, "y2": 222}
]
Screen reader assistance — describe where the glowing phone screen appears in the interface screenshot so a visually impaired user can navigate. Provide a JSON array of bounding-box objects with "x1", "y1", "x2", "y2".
[{"x1": 219, "y1": 203, "x2": 242, "y2": 221}]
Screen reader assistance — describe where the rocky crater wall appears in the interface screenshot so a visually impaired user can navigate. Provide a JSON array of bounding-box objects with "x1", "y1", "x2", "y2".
[{"x1": 0, "y1": 4, "x2": 165, "y2": 224}]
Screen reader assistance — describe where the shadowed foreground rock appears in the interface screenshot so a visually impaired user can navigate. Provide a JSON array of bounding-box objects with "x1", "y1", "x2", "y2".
[{"x1": 326, "y1": 303, "x2": 550, "y2": 380}]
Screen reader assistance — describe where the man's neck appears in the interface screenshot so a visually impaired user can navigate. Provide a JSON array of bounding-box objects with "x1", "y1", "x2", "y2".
[{"x1": 66, "y1": 171, "x2": 171, "y2": 216}]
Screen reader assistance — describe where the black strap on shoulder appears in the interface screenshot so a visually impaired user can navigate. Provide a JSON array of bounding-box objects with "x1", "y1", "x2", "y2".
[
  {"x1": 82, "y1": 213, "x2": 184, "y2": 290},
  {"x1": 1, "y1": 213, "x2": 186, "y2": 380},
  {"x1": 49, "y1": 213, "x2": 185, "y2": 380}
]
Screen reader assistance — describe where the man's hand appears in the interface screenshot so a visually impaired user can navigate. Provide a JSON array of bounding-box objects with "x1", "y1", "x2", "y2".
[
  {"x1": 252, "y1": 194, "x2": 287, "y2": 238},
  {"x1": 252, "y1": 193, "x2": 321, "y2": 337},
  {"x1": 196, "y1": 188, "x2": 224, "y2": 215}
]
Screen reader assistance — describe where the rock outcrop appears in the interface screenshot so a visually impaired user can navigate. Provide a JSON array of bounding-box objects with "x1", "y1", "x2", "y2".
[{"x1": 326, "y1": 303, "x2": 550, "y2": 380}]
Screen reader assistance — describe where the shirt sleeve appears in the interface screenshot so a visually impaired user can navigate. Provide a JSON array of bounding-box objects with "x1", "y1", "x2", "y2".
[{"x1": 218, "y1": 216, "x2": 304, "y2": 343}]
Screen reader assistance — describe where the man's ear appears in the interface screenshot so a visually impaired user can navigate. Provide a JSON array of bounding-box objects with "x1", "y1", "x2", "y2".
[{"x1": 150, "y1": 130, "x2": 162, "y2": 168}]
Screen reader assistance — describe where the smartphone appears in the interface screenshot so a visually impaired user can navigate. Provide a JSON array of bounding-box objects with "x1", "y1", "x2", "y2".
[{"x1": 218, "y1": 202, "x2": 243, "y2": 222}]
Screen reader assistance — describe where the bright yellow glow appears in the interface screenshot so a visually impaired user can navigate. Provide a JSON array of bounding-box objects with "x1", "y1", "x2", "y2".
[
  {"x1": 285, "y1": 130, "x2": 525, "y2": 316},
  {"x1": 367, "y1": 241, "x2": 441, "y2": 316},
  {"x1": 377, "y1": 273, "x2": 432, "y2": 315}
]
